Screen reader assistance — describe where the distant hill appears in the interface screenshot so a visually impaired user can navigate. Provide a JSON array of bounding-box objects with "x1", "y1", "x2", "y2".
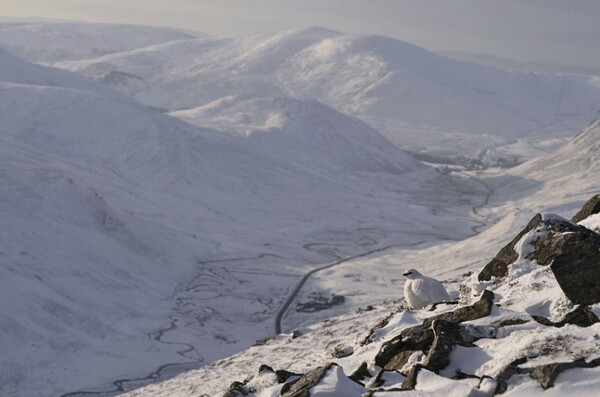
[
  {"x1": 0, "y1": 21, "x2": 202, "y2": 62},
  {"x1": 39, "y1": 25, "x2": 600, "y2": 167}
]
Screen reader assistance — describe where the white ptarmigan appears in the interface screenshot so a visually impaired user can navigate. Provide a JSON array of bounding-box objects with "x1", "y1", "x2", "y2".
[{"x1": 403, "y1": 269, "x2": 450, "y2": 309}]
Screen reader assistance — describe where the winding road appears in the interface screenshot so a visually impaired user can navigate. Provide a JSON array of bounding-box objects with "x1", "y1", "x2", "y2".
[{"x1": 274, "y1": 241, "x2": 425, "y2": 334}]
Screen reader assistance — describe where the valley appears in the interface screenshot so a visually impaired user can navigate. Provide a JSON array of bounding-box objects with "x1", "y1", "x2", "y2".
[{"x1": 0, "y1": 19, "x2": 599, "y2": 397}]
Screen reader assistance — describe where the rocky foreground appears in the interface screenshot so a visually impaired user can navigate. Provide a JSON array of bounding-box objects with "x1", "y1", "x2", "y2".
[{"x1": 123, "y1": 195, "x2": 600, "y2": 397}]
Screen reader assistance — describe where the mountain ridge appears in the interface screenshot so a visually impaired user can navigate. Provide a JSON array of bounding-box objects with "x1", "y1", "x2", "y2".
[{"x1": 43, "y1": 25, "x2": 600, "y2": 167}]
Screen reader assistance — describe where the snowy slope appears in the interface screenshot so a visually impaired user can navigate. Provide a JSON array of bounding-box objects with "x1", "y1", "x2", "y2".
[
  {"x1": 130, "y1": 120, "x2": 600, "y2": 397},
  {"x1": 57, "y1": 27, "x2": 338, "y2": 109},
  {"x1": 171, "y1": 95, "x2": 424, "y2": 174},
  {"x1": 51, "y1": 26, "x2": 600, "y2": 166},
  {"x1": 440, "y1": 50, "x2": 600, "y2": 76},
  {"x1": 0, "y1": 49, "x2": 490, "y2": 397},
  {"x1": 511, "y1": 119, "x2": 600, "y2": 180},
  {"x1": 3, "y1": 21, "x2": 599, "y2": 397},
  {"x1": 0, "y1": 21, "x2": 200, "y2": 63},
  {"x1": 479, "y1": 119, "x2": 600, "y2": 222},
  {"x1": 120, "y1": 204, "x2": 600, "y2": 397}
]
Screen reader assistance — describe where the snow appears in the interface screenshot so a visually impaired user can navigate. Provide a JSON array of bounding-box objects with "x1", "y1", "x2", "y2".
[
  {"x1": 0, "y1": 43, "x2": 486, "y2": 396},
  {"x1": 0, "y1": 21, "x2": 201, "y2": 63},
  {"x1": 119, "y1": 217, "x2": 600, "y2": 396},
  {"x1": 45, "y1": 26, "x2": 600, "y2": 168},
  {"x1": 308, "y1": 365, "x2": 365, "y2": 396},
  {"x1": 503, "y1": 367, "x2": 600, "y2": 396},
  {"x1": 415, "y1": 369, "x2": 488, "y2": 397},
  {"x1": 579, "y1": 213, "x2": 600, "y2": 232},
  {"x1": 2, "y1": 19, "x2": 600, "y2": 397},
  {"x1": 171, "y1": 95, "x2": 424, "y2": 173}
]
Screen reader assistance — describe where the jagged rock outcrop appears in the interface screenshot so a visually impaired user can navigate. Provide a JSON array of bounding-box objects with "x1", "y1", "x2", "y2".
[
  {"x1": 497, "y1": 357, "x2": 600, "y2": 393},
  {"x1": 532, "y1": 305, "x2": 600, "y2": 328},
  {"x1": 396, "y1": 319, "x2": 480, "y2": 390},
  {"x1": 571, "y1": 194, "x2": 600, "y2": 222},
  {"x1": 423, "y1": 319, "x2": 476, "y2": 372},
  {"x1": 280, "y1": 363, "x2": 333, "y2": 397},
  {"x1": 375, "y1": 290, "x2": 494, "y2": 371},
  {"x1": 528, "y1": 217, "x2": 600, "y2": 305},
  {"x1": 478, "y1": 214, "x2": 543, "y2": 281},
  {"x1": 223, "y1": 381, "x2": 249, "y2": 397},
  {"x1": 348, "y1": 362, "x2": 371, "y2": 384},
  {"x1": 528, "y1": 358, "x2": 600, "y2": 390},
  {"x1": 478, "y1": 198, "x2": 600, "y2": 305}
]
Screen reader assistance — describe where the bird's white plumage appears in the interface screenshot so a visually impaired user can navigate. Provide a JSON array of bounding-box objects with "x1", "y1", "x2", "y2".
[{"x1": 403, "y1": 269, "x2": 450, "y2": 309}]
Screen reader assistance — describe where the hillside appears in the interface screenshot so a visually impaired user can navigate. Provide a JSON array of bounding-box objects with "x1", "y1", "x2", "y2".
[
  {"x1": 121, "y1": 197, "x2": 600, "y2": 397},
  {"x1": 116, "y1": 121, "x2": 600, "y2": 397},
  {"x1": 47, "y1": 26, "x2": 600, "y2": 167},
  {"x1": 2, "y1": 20, "x2": 600, "y2": 397},
  {"x1": 0, "y1": 49, "x2": 488, "y2": 397},
  {"x1": 171, "y1": 96, "x2": 424, "y2": 174},
  {"x1": 477, "y1": 119, "x2": 600, "y2": 224},
  {"x1": 0, "y1": 21, "x2": 200, "y2": 63}
]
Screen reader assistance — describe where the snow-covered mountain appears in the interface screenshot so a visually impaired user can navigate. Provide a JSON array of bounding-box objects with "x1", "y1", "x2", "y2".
[
  {"x1": 2, "y1": 20, "x2": 600, "y2": 397},
  {"x1": 0, "y1": 21, "x2": 201, "y2": 63},
  {"x1": 477, "y1": 119, "x2": 600, "y2": 224},
  {"x1": 171, "y1": 95, "x2": 424, "y2": 174},
  {"x1": 511, "y1": 119, "x2": 600, "y2": 181},
  {"x1": 43, "y1": 25, "x2": 600, "y2": 167},
  {"x1": 0, "y1": 47, "x2": 489, "y2": 397}
]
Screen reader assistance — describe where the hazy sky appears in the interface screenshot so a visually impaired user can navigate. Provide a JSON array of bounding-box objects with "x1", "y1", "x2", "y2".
[{"x1": 3, "y1": 0, "x2": 600, "y2": 68}]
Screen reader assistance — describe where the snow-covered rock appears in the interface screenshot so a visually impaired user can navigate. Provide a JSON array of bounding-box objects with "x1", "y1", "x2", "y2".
[
  {"x1": 571, "y1": 194, "x2": 600, "y2": 223},
  {"x1": 478, "y1": 212, "x2": 600, "y2": 306}
]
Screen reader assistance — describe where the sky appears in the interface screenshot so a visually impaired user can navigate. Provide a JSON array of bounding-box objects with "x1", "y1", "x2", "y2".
[{"x1": 2, "y1": 0, "x2": 600, "y2": 69}]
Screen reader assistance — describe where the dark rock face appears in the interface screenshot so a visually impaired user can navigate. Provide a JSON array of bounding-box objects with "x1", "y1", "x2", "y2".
[
  {"x1": 527, "y1": 217, "x2": 600, "y2": 306},
  {"x1": 348, "y1": 362, "x2": 371, "y2": 384},
  {"x1": 478, "y1": 214, "x2": 542, "y2": 281},
  {"x1": 222, "y1": 381, "x2": 249, "y2": 397},
  {"x1": 401, "y1": 364, "x2": 424, "y2": 390},
  {"x1": 275, "y1": 369, "x2": 302, "y2": 384},
  {"x1": 478, "y1": 205, "x2": 600, "y2": 306},
  {"x1": 496, "y1": 357, "x2": 600, "y2": 392},
  {"x1": 532, "y1": 305, "x2": 600, "y2": 328},
  {"x1": 423, "y1": 319, "x2": 476, "y2": 372},
  {"x1": 571, "y1": 194, "x2": 600, "y2": 222},
  {"x1": 528, "y1": 358, "x2": 600, "y2": 389}
]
